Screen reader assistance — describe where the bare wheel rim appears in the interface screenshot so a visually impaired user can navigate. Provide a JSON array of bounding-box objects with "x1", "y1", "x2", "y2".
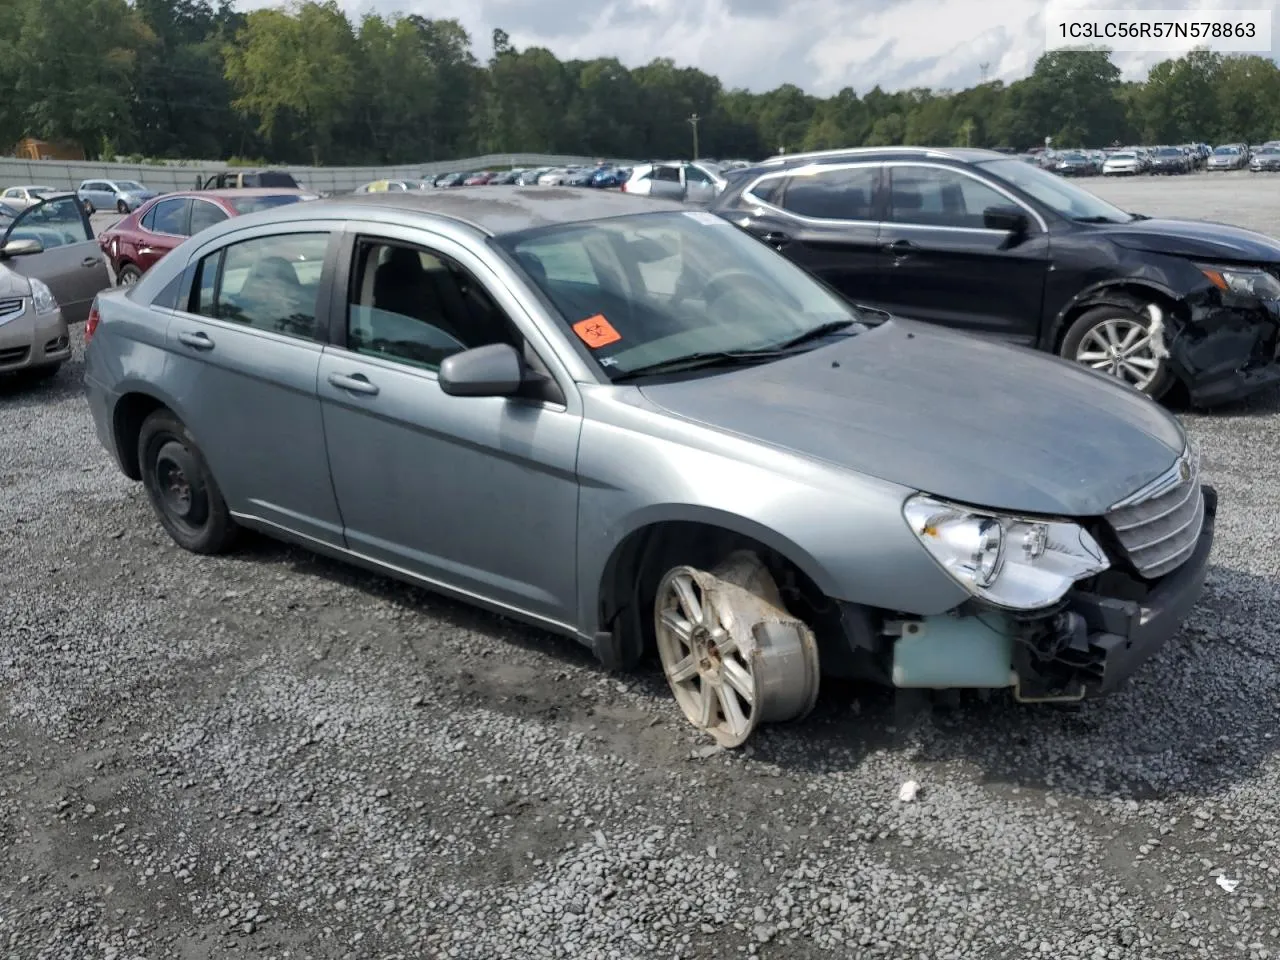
[
  {"x1": 655, "y1": 568, "x2": 759, "y2": 747},
  {"x1": 1075, "y1": 316, "x2": 1162, "y2": 390},
  {"x1": 120, "y1": 270, "x2": 138, "y2": 285}
]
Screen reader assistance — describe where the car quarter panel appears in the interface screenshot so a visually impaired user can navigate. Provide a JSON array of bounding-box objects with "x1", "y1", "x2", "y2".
[{"x1": 572, "y1": 384, "x2": 972, "y2": 634}]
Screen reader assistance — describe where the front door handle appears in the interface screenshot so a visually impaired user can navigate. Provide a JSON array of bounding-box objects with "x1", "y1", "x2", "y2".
[
  {"x1": 882, "y1": 239, "x2": 917, "y2": 254},
  {"x1": 760, "y1": 231, "x2": 792, "y2": 248},
  {"x1": 177, "y1": 331, "x2": 214, "y2": 350},
  {"x1": 328, "y1": 372, "x2": 380, "y2": 396},
  {"x1": 82, "y1": 256, "x2": 101, "y2": 268}
]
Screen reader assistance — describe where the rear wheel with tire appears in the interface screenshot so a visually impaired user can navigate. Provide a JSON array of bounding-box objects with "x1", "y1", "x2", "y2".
[
  {"x1": 1060, "y1": 304, "x2": 1173, "y2": 399},
  {"x1": 82, "y1": 200, "x2": 95, "y2": 215},
  {"x1": 138, "y1": 410, "x2": 238, "y2": 554},
  {"x1": 116, "y1": 199, "x2": 128, "y2": 214},
  {"x1": 117, "y1": 263, "x2": 142, "y2": 286}
]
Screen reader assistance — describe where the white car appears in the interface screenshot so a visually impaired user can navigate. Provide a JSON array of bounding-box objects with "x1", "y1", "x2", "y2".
[
  {"x1": 1208, "y1": 146, "x2": 1245, "y2": 170},
  {"x1": 537, "y1": 168, "x2": 573, "y2": 186},
  {"x1": 1102, "y1": 151, "x2": 1141, "y2": 176},
  {"x1": 1, "y1": 185, "x2": 59, "y2": 210},
  {"x1": 621, "y1": 161, "x2": 727, "y2": 204}
]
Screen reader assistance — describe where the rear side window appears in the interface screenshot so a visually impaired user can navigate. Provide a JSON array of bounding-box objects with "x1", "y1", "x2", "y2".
[
  {"x1": 149, "y1": 198, "x2": 190, "y2": 235},
  {"x1": 782, "y1": 165, "x2": 880, "y2": 220},
  {"x1": 191, "y1": 232, "x2": 330, "y2": 340}
]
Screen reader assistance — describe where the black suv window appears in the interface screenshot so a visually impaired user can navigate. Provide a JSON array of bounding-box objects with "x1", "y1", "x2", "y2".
[
  {"x1": 780, "y1": 165, "x2": 879, "y2": 221},
  {"x1": 888, "y1": 166, "x2": 1008, "y2": 229}
]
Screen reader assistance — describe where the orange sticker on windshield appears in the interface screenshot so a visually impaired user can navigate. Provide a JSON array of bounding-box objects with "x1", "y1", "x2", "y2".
[{"x1": 573, "y1": 314, "x2": 621, "y2": 348}]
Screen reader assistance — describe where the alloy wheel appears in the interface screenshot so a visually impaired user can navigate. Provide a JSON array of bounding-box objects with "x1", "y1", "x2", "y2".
[{"x1": 1075, "y1": 317, "x2": 1162, "y2": 391}]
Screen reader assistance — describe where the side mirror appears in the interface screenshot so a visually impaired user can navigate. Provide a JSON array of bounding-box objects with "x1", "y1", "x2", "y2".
[
  {"x1": 439, "y1": 342, "x2": 524, "y2": 397},
  {"x1": 1, "y1": 237, "x2": 43, "y2": 258},
  {"x1": 983, "y1": 204, "x2": 1029, "y2": 236}
]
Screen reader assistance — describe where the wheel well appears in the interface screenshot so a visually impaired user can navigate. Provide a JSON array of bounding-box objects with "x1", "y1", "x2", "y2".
[
  {"x1": 598, "y1": 521, "x2": 842, "y2": 668},
  {"x1": 1052, "y1": 283, "x2": 1182, "y2": 351},
  {"x1": 112, "y1": 393, "x2": 168, "y2": 481}
]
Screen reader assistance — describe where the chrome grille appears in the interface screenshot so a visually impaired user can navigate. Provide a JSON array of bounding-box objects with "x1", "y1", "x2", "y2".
[
  {"x1": 0, "y1": 297, "x2": 23, "y2": 323},
  {"x1": 1105, "y1": 446, "x2": 1204, "y2": 580}
]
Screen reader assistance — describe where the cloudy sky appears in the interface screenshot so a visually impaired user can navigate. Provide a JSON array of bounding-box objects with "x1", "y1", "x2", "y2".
[{"x1": 234, "y1": 0, "x2": 1279, "y2": 95}]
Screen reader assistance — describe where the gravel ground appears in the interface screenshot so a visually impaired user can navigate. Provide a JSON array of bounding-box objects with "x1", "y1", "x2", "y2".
[{"x1": 2, "y1": 173, "x2": 1280, "y2": 960}]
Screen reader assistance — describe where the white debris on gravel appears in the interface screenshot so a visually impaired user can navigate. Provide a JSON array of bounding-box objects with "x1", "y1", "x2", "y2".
[{"x1": 4, "y1": 180, "x2": 1280, "y2": 959}]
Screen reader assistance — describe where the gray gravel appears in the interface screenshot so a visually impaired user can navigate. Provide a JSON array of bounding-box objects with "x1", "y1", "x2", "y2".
[{"x1": 2, "y1": 173, "x2": 1279, "y2": 959}]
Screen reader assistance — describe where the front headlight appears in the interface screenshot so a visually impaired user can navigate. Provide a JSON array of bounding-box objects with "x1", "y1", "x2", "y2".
[
  {"x1": 903, "y1": 495, "x2": 1110, "y2": 611},
  {"x1": 28, "y1": 277, "x2": 58, "y2": 314},
  {"x1": 1198, "y1": 264, "x2": 1280, "y2": 300}
]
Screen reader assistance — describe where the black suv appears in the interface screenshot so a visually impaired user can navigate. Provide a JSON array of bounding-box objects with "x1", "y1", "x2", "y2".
[{"x1": 712, "y1": 147, "x2": 1280, "y2": 405}]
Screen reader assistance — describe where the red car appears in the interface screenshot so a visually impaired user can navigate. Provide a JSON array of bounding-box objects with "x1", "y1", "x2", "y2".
[
  {"x1": 98, "y1": 188, "x2": 317, "y2": 285},
  {"x1": 462, "y1": 171, "x2": 496, "y2": 186}
]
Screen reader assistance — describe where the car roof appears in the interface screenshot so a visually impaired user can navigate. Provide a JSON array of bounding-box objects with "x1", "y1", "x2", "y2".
[
  {"x1": 163, "y1": 188, "x2": 312, "y2": 199},
  {"x1": 299, "y1": 187, "x2": 687, "y2": 236},
  {"x1": 755, "y1": 146, "x2": 1009, "y2": 168}
]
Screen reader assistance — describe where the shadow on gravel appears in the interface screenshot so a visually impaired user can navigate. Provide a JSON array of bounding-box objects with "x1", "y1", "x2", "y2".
[
  {"x1": 740, "y1": 563, "x2": 1280, "y2": 802},
  {"x1": 0, "y1": 355, "x2": 84, "y2": 407},
  {"x1": 1177, "y1": 384, "x2": 1280, "y2": 420}
]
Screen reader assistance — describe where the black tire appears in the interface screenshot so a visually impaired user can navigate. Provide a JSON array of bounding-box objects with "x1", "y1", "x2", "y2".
[
  {"x1": 82, "y1": 200, "x2": 95, "y2": 216},
  {"x1": 137, "y1": 410, "x2": 238, "y2": 554},
  {"x1": 117, "y1": 263, "x2": 142, "y2": 286},
  {"x1": 116, "y1": 199, "x2": 128, "y2": 214},
  {"x1": 1060, "y1": 304, "x2": 1174, "y2": 399}
]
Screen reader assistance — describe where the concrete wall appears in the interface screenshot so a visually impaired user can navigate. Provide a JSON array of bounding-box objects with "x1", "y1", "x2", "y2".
[{"x1": 0, "y1": 154, "x2": 637, "y2": 195}]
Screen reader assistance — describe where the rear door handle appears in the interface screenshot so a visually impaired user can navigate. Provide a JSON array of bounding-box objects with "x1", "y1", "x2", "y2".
[
  {"x1": 328, "y1": 372, "x2": 380, "y2": 396},
  {"x1": 882, "y1": 239, "x2": 917, "y2": 254},
  {"x1": 177, "y1": 331, "x2": 214, "y2": 350},
  {"x1": 760, "y1": 231, "x2": 792, "y2": 247}
]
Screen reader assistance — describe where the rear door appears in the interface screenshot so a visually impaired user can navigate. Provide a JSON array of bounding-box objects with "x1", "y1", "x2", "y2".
[
  {"x1": 166, "y1": 224, "x2": 345, "y2": 546},
  {"x1": 134, "y1": 197, "x2": 191, "y2": 272},
  {"x1": 2, "y1": 194, "x2": 109, "y2": 323},
  {"x1": 875, "y1": 162, "x2": 1050, "y2": 344},
  {"x1": 731, "y1": 162, "x2": 885, "y2": 309}
]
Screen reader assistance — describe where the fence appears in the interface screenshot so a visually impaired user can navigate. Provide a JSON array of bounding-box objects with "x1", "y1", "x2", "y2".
[{"x1": 0, "y1": 154, "x2": 638, "y2": 194}]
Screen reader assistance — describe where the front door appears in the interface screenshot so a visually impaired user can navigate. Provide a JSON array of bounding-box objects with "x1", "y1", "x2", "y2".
[
  {"x1": 682, "y1": 164, "x2": 717, "y2": 205},
  {"x1": 316, "y1": 229, "x2": 583, "y2": 627},
  {"x1": 3, "y1": 195, "x2": 109, "y2": 323},
  {"x1": 646, "y1": 164, "x2": 685, "y2": 200},
  {"x1": 876, "y1": 163, "x2": 1050, "y2": 344},
  {"x1": 166, "y1": 226, "x2": 346, "y2": 547}
]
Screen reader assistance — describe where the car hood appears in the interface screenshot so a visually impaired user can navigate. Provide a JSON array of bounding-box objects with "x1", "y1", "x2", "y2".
[
  {"x1": 0, "y1": 263, "x2": 30, "y2": 298},
  {"x1": 637, "y1": 320, "x2": 1184, "y2": 517},
  {"x1": 1099, "y1": 217, "x2": 1280, "y2": 263}
]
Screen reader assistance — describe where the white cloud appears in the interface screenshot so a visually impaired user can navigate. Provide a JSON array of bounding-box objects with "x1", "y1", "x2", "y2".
[{"x1": 231, "y1": 0, "x2": 1279, "y2": 95}]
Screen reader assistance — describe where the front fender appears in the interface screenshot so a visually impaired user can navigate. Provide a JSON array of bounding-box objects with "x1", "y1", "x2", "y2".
[{"x1": 573, "y1": 388, "x2": 972, "y2": 635}]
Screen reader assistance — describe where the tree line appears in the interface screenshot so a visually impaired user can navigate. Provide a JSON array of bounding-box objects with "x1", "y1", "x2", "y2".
[{"x1": 2, "y1": 0, "x2": 1279, "y2": 167}]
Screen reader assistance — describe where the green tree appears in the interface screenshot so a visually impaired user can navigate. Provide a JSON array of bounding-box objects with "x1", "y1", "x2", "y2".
[
  {"x1": 1013, "y1": 50, "x2": 1126, "y2": 147},
  {"x1": 1141, "y1": 49, "x2": 1221, "y2": 143},
  {"x1": 1213, "y1": 55, "x2": 1280, "y2": 143},
  {"x1": 223, "y1": 0, "x2": 358, "y2": 163}
]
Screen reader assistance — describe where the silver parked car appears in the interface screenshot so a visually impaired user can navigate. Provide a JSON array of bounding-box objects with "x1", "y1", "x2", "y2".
[
  {"x1": 1, "y1": 185, "x2": 59, "y2": 210},
  {"x1": 0, "y1": 193, "x2": 111, "y2": 324},
  {"x1": 0, "y1": 253, "x2": 70, "y2": 380},
  {"x1": 622, "y1": 161, "x2": 727, "y2": 203},
  {"x1": 77, "y1": 178, "x2": 158, "y2": 215},
  {"x1": 83, "y1": 190, "x2": 1214, "y2": 748}
]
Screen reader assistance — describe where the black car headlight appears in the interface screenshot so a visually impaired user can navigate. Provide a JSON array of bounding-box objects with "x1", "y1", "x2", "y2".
[{"x1": 1198, "y1": 264, "x2": 1280, "y2": 300}]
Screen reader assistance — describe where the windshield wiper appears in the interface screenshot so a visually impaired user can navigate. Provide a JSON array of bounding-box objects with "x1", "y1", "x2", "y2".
[
  {"x1": 612, "y1": 349, "x2": 787, "y2": 381},
  {"x1": 1072, "y1": 215, "x2": 1125, "y2": 224},
  {"x1": 773, "y1": 319, "x2": 858, "y2": 350}
]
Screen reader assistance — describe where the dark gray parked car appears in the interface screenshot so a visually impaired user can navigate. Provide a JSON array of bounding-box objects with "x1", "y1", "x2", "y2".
[{"x1": 83, "y1": 189, "x2": 1214, "y2": 748}]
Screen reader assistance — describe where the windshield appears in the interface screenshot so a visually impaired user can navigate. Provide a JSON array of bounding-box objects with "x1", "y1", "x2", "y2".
[
  {"x1": 1259, "y1": 147, "x2": 1280, "y2": 155},
  {"x1": 1155, "y1": 148, "x2": 1180, "y2": 157},
  {"x1": 497, "y1": 211, "x2": 861, "y2": 379},
  {"x1": 1213, "y1": 146, "x2": 1238, "y2": 155},
  {"x1": 1110, "y1": 152, "x2": 1135, "y2": 159},
  {"x1": 1061, "y1": 153, "x2": 1085, "y2": 161},
  {"x1": 117, "y1": 181, "x2": 145, "y2": 192},
  {"x1": 978, "y1": 158, "x2": 1133, "y2": 222},
  {"x1": 228, "y1": 194, "x2": 303, "y2": 215}
]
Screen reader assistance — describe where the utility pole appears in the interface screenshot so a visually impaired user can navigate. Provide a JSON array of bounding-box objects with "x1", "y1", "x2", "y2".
[
  {"x1": 687, "y1": 113, "x2": 700, "y2": 160},
  {"x1": 979, "y1": 62, "x2": 990, "y2": 84}
]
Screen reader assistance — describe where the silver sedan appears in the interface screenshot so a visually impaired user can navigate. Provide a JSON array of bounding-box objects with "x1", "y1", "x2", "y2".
[{"x1": 83, "y1": 189, "x2": 1214, "y2": 747}]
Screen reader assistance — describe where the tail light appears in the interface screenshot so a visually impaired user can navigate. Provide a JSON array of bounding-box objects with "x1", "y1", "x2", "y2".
[{"x1": 84, "y1": 300, "x2": 101, "y2": 345}]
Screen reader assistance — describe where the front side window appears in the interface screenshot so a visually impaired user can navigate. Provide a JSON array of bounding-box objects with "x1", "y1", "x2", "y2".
[
  {"x1": 149, "y1": 198, "x2": 190, "y2": 235},
  {"x1": 977, "y1": 157, "x2": 1133, "y2": 224},
  {"x1": 116, "y1": 181, "x2": 145, "y2": 192},
  {"x1": 888, "y1": 166, "x2": 1008, "y2": 229},
  {"x1": 192, "y1": 232, "x2": 329, "y2": 340},
  {"x1": 652, "y1": 166, "x2": 681, "y2": 183},
  {"x1": 498, "y1": 211, "x2": 862, "y2": 379},
  {"x1": 6, "y1": 195, "x2": 93, "y2": 246},
  {"x1": 747, "y1": 175, "x2": 783, "y2": 205},
  {"x1": 345, "y1": 239, "x2": 521, "y2": 371},
  {"x1": 685, "y1": 165, "x2": 712, "y2": 184},
  {"x1": 782, "y1": 165, "x2": 880, "y2": 221}
]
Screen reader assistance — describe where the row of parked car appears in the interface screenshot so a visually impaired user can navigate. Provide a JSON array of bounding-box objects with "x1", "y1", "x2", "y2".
[{"x1": 1023, "y1": 141, "x2": 1280, "y2": 177}]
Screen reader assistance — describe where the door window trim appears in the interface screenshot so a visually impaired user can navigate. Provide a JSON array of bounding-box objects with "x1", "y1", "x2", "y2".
[
  {"x1": 883, "y1": 161, "x2": 1048, "y2": 234},
  {"x1": 742, "y1": 162, "x2": 883, "y2": 226},
  {"x1": 188, "y1": 197, "x2": 230, "y2": 232}
]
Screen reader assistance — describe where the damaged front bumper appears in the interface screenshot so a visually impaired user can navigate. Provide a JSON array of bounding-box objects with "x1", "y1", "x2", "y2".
[
  {"x1": 1170, "y1": 296, "x2": 1280, "y2": 406},
  {"x1": 836, "y1": 485, "x2": 1217, "y2": 701}
]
